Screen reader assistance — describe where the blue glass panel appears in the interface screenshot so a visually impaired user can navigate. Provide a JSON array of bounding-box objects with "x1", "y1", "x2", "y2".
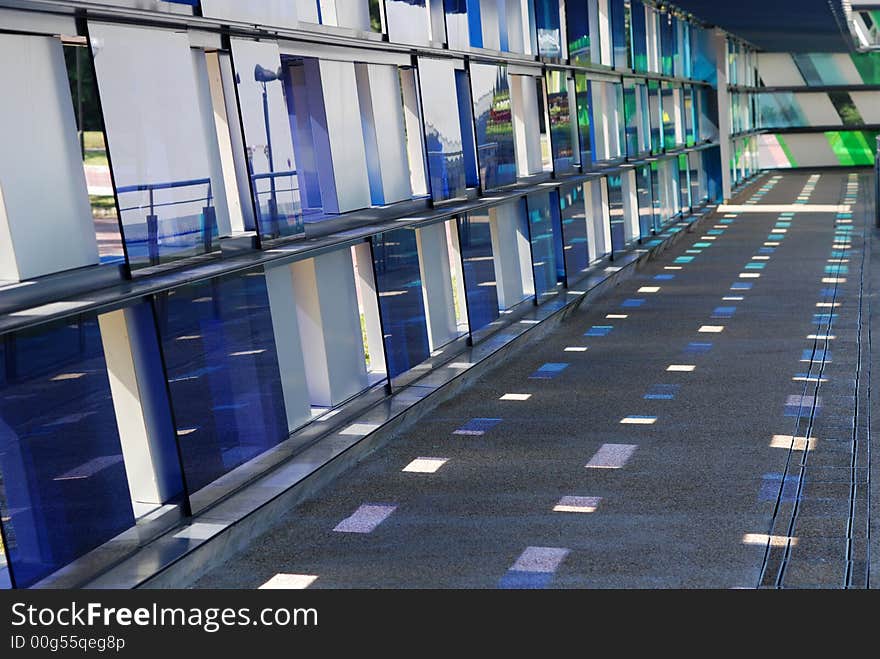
[
  {"x1": 373, "y1": 228, "x2": 430, "y2": 377},
  {"x1": 559, "y1": 183, "x2": 590, "y2": 277},
  {"x1": 635, "y1": 165, "x2": 654, "y2": 238},
  {"x1": 535, "y1": 0, "x2": 563, "y2": 59},
  {"x1": 630, "y1": 0, "x2": 649, "y2": 73},
  {"x1": 545, "y1": 71, "x2": 576, "y2": 174},
  {"x1": 575, "y1": 74, "x2": 594, "y2": 168},
  {"x1": 678, "y1": 154, "x2": 691, "y2": 211},
  {"x1": 696, "y1": 86, "x2": 715, "y2": 142},
  {"x1": 466, "y1": 0, "x2": 483, "y2": 48},
  {"x1": 234, "y1": 44, "x2": 304, "y2": 239},
  {"x1": 419, "y1": 58, "x2": 469, "y2": 202},
  {"x1": 689, "y1": 151, "x2": 704, "y2": 204},
  {"x1": 623, "y1": 80, "x2": 640, "y2": 157},
  {"x1": 607, "y1": 173, "x2": 626, "y2": 252},
  {"x1": 566, "y1": 0, "x2": 592, "y2": 66},
  {"x1": 526, "y1": 192, "x2": 564, "y2": 299},
  {"x1": 648, "y1": 80, "x2": 663, "y2": 155},
  {"x1": 678, "y1": 21, "x2": 692, "y2": 79},
  {"x1": 0, "y1": 314, "x2": 135, "y2": 587},
  {"x1": 661, "y1": 83, "x2": 677, "y2": 150},
  {"x1": 684, "y1": 85, "x2": 696, "y2": 146},
  {"x1": 660, "y1": 11, "x2": 676, "y2": 77},
  {"x1": 470, "y1": 63, "x2": 517, "y2": 190},
  {"x1": 444, "y1": 0, "x2": 471, "y2": 49},
  {"x1": 457, "y1": 211, "x2": 500, "y2": 331},
  {"x1": 455, "y1": 69, "x2": 480, "y2": 188},
  {"x1": 155, "y1": 270, "x2": 289, "y2": 493},
  {"x1": 611, "y1": 0, "x2": 630, "y2": 69},
  {"x1": 614, "y1": 82, "x2": 627, "y2": 159},
  {"x1": 703, "y1": 147, "x2": 724, "y2": 204},
  {"x1": 692, "y1": 26, "x2": 717, "y2": 85}
]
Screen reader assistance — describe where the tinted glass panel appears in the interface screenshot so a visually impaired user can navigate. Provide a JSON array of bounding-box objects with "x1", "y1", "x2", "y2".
[
  {"x1": 567, "y1": 0, "x2": 593, "y2": 66},
  {"x1": 559, "y1": 183, "x2": 590, "y2": 277},
  {"x1": 419, "y1": 58, "x2": 469, "y2": 201},
  {"x1": 373, "y1": 228, "x2": 430, "y2": 377},
  {"x1": 535, "y1": 0, "x2": 564, "y2": 59},
  {"x1": 607, "y1": 173, "x2": 626, "y2": 252},
  {"x1": 575, "y1": 74, "x2": 594, "y2": 168},
  {"x1": 526, "y1": 192, "x2": 564, "y2": 298},
  {"x1": 545, "y1": 71, "x2": 577, "y2": 174},
  {"x1": 630, "y1": 0, "x2": 649, "y2": 73},
  {"x1": 0, "y1": 315, "x2": 135, "y2": 587},
  {"x1": 635, "y1": 165, "x2": 654, "y2": 238},
  {"x1": 457, "y1": 211, "x2": 500, "y2": 331},
  {"x1": 155, "y1": 270, "x2": 289, "y2": 493},
  {"x1": 471, "y1": 63, "x2": 517, "y2": 190}
]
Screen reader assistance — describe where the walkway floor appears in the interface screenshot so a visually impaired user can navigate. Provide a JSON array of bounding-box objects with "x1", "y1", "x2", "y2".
[{"x1": 196, "y1": 170, "x2": 877, "y2": 589}]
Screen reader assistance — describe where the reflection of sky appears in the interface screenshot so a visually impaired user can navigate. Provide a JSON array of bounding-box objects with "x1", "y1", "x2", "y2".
[{"x1": 418, "y1": 58, "x2": 463, "y2": 151}]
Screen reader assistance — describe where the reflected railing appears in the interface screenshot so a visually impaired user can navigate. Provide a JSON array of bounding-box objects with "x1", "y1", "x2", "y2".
[
  {"x1": 117, "y1": 178, "x2": 214, "y2": 266},
  {"x1": 249, "y1": 169, "x2": 303, "y2": 238}
]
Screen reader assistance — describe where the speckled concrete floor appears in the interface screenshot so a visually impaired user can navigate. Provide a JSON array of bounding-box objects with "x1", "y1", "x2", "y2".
[{"x1": 195, "y1": 170, "x2": 875, "y2": 589}]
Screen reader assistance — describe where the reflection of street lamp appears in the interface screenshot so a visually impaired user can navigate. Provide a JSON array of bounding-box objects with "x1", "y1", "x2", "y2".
[{"x1": 254, "y1": 64, "x2": 282, "y2": 236}]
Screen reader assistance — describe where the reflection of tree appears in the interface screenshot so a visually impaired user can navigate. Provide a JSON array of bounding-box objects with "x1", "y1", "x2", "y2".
[
  {"x1": 473, "y1": 70, "x2": 516, "y2": 188},
  {"x1": 547, "y1": 91, "x2": 573, "y2": 159}
]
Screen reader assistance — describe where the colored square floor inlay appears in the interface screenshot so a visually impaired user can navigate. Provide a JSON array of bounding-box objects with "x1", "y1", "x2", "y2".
[
  {"x1": 453, "y1": 418, "x2": 503, "y2": 435},
  {"x1": 622, "y1": 298, "x2": 646, "y2": 308},
  {"x1": 584, "y1": 326, "x2": 613, "y2": 337},
  {"x1": 644, "y1": 384, "x2": 680, "y2": 400},
  {"x1": 684, "y1": 342, "x2": 713, "y2": 353},
  {"x1": 529, "y1": 363, "x2": 570, "y2": 379}
]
